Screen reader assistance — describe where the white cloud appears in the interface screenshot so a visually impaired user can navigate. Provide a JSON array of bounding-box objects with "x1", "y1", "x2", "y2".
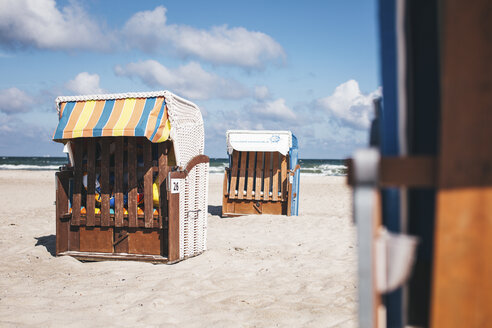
[
  {"x1": 0, "y1": 0, "x2": 110, "y2": 51},
  {"x1": 284, "y1": 79, "x2": 383, "y2": 157},
  {"x1": 254, "y1": 86, "x2": 271, "y2": 100},
  {"x1": 0, "y1": 2, "x2": 284, "y2": 69},
  {"x1": 122, "y1": 6, "x2": 285, "y2": 69},
  {"x1": 65, "y1": 72, "x2": 105, "y2": 95},
  {"x1": 251, "y1": 98, "x2": 296, "y2": 120},
  {"x1": 115, "y1": 60, "x2": 249, "y2": 100},
  {"x1": 0, "y1": 88, "x2": 35, "y2": 114},
  {"x1": 121, "y1": 6, "x2": 168, "y2": 53},
  {"x1": 317, "y1": 79, "x2": 381, "y2": 130}
]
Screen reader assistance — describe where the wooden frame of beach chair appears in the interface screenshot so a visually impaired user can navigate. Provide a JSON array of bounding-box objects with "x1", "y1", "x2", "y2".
[
  {"x1": 351, "y1": 0, "x2": 491, "y2": 326},
  {"x1": 349, "y1": 152, "x2": 434, "y2": 328},
  {"x1": 53, "y1": 91, "x2": 208, "y2": 263},
  {"x1": 222, "y1": 130, "x2": 300, "y2": 217},
  {"x1": 55, "y1": 138, "x2": 208, "y2": 263}
]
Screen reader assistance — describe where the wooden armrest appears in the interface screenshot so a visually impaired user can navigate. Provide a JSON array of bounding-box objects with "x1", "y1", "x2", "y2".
[
  {"x1": 380, "y1": 156, "x2": 435, "y2": 187},
  {"x1": 347, "y1": 156, "x2": 436, "y2": 187}
]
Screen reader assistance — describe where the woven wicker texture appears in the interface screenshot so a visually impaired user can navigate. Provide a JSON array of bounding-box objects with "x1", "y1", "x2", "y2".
[
  {"x1": 164, "y1": 91, "x2": 204, "y2": 168},
  {"x1": 179, "y1": 162, "x2": 209, "y2": 258}
]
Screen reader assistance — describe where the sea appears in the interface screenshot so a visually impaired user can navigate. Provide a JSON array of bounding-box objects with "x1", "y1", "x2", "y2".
[{"x1": 0, "y1": 156, "x2": 347, "y2": 176}]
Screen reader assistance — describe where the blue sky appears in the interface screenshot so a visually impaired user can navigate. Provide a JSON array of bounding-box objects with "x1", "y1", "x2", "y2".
[{"x1": 0, "y1": 0, "x2": 380, "y2": 158}]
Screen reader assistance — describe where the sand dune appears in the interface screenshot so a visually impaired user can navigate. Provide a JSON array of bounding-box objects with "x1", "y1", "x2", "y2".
[{"x1": 0, "y1": 171, "x2": 356, "y2": 327}]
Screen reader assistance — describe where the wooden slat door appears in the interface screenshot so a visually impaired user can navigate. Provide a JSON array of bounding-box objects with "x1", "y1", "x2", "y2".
[
  {"x1": 255, "y1": 152, "x2": 264, "y2": 200},
  {"x1": 100, "y1": 139, "x2": 110, "y2": 227},
  {"x1": 263, "y1": 152, "x2": 272, "y2": 201},
  {"x1": 246, "y1": 152, "x2": 255, "y2": 200},
  {"x1": 143, "y1": 141, "x2": 153, "y2": 228},
  {"x1": 229, "y1": 151, "x2": 239, "y2": 199},
  {"x1": 271, "y1": 153, "x2": 279, "y2": 201},
  {"x1": 237, "y1": 152, "x2": 247, "y2": 200},
  {"x1": 114, "y1": 138, "x2": 124, "y2": 227},
  {"x1": 280, "y1": 155, "x2": 288, "y2": 201},
  {"x1": 127, "y1": 138, "x2": 138, "y2": 228},
  {"x1": 72, "y1": 141, "x2": 83, "y2": 226},
  {"x1": 86, "y1": 139, "x2": 96, "y2": 226}
]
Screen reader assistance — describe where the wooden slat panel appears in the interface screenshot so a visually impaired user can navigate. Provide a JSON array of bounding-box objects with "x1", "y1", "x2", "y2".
[
  {"x1": 431, "y1": 1, "x2": 492, "y2": 326},
  {"x1": 79, "y1": 227, "x2": 113, "y2": 253},
  {"x1": 281, "y1": 155, "x2": 288, "y2": 201},
  {"x1": 263, "y1": 152, "x2": 272, "y2": 201},
  {"x1": 128, "y1": 229, "x2": 161, "y2": 255},
  {"x1": 113, "y1": 228, "x2": 129, "y2": 254},
  {"x1": 144, "y1": 141, "x2": 153, "y2": 228},
  {"x1": 86, "y1": 139, "x2": 96, "y2": 226},
  {"x1": 272, "y1": 152, "x2": 279, "y2": 201},
  {"x1": 246, "y1": 152, "x2": 255, "y2": 199},
  {"x1": 261, "y1": 201, "x2": 284, "y2": 215},
  {"x1": 229, "y1": 151, "x2": 239, "y2": 199},
  {"x1": 255, "y1": 152, "x2": 263, "y2": 201},
  {"x1": 100, "y1": 139, "x2": 110, "y2": 227},
  {"x1": 72, "y1": 140, "x2": 83, "y2": 226},
  {"x1": 158, "y1": 142, "x2": 169, "y2": 228},
  {"x1": 69, "y1": 226, "x2": 80, "y2": 251},
  {"x1": 222, "y1": 200, "x2": 286, "y2": 216},
  {"x1": 127, "y1": 138, "x2": 137, "y2": 228},
  {"x1": 114, "y1": 137, "x2": 124, "y2": 227},
  {"x1": 94, "y1": 140, "x2": 101, "y2": 226},
  {"x1": 237, "y1": 152, "x2": 247, "y2": 200}
]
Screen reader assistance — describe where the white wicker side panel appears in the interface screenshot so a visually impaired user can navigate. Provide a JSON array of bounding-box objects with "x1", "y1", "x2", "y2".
[
  {"x1": 179, "y1": 178, "x2": 186, "y2": 259},
  {"x1": 165, "y1": 92, "x2": 204, "y2": 168},
  {"x1": 178, "y1": 161, "x2": 209, "y2": 259},
  {"x1": 165, "y1": 91, "x2": 206, "y2": 260},
  {"x1": 185, "y1": 166, "x2": 196, "y2": 257},
  {"x1": 198, "y1": 162, "x2": 209, "y2": 252}
]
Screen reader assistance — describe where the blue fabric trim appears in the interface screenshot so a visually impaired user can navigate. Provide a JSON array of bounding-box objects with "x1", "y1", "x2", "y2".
[
  {"x1": 53, "y1": 101, "x2": 76, "y2": 140},
  {"x1": 134, "y1": 97, "x2": 156, "y2": 136},
  {"x1": 149, "y1": 99, "x2": 166, "y2": 141},
  {"x1": 92, "y1": 99, "x2": 115, "y2": 137}
]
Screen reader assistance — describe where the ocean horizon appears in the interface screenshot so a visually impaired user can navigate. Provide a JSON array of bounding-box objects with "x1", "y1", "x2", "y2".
[{"x1": 0, "y1": 156, "x2": 347, "y2": 176}]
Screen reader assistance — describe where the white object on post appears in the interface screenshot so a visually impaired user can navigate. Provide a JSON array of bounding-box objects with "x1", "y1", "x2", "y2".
[{"x1": 375, "y1": 227, "x2": 419, "y2": 293}]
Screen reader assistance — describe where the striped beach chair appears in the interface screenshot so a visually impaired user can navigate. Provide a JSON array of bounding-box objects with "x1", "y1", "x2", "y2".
[{"x1": 53, "y1": 91, "x2": 208, "y2": 263}]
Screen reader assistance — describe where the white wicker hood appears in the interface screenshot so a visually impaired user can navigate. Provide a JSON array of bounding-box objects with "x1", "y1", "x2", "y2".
[{"x1": 226, "y1": 130, "x2": 292, "y2": 156}]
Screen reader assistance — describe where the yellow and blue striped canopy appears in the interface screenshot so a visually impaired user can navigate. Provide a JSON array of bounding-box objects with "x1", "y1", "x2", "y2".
[{"x1": 53, "y1": 96, "x2": 170, "y2": 143}]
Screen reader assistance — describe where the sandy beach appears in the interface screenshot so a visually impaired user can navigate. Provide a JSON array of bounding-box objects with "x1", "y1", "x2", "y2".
[{"x1": 0, "y1": 171, "x2": 356, "y2": 327}]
